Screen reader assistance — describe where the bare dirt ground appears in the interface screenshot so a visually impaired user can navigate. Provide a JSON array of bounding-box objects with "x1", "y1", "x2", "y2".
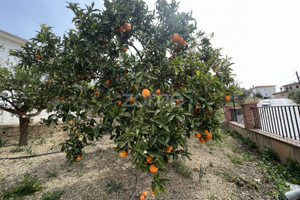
[{"x1": 0, "y1": 130, "x2": 275, "y2": 200}]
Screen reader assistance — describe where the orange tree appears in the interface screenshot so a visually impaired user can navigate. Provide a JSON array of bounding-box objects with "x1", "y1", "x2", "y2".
[
  {"x1": 16, "y1": 0, "x2": 236, "y2": 195},
  {"x1": 0, "y1": 26, "x2": 62, "y2": 145}
]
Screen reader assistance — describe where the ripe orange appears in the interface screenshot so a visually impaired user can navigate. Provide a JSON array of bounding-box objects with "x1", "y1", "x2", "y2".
[
  {"x1": 172, "y1": 53, "x2": 176, "y2": 58},
  {"x1": 76, "y1": 155, "x2": 82, "y2": 162},
  {"x1": 204, "y1": 130, "x2": 209, "y2": 134},
  {"x1": 189, "y1": 157, "x2": 193, "y2": 160},
  {"x1": 177, "y1": 37, "x2": 184, "y2": 45},
  {"x1": 195, "y1": 105, "x2": 199, "y2": 110},
  {"x1": 155, "y1": 89, "x2": 161, "y2": 95},
  {"x1": 61, "y1": 97, "x2": 65, "y2": 100},
  {"x1": 69, "y1": 120, "x2": 73, "y2": 125},
  {"x1": 146, "y1": 155, "x2": 152, "y2": 163},
  {"x1": 224, "y1": 96, "x2": 230, "y2": 101},
  {"x1": 151, "y1": 188, "x2": 156, "y2": 195},
  {"x1": 129, "y1": 97, "x2": 135, "y2": 103},
  {"x1": 142, "y1": 191, "x2": 147, "y2": 197},
  {"x1": 140, "y1": 195, "x2": 145, "y2": 200},
  {"x1": 94, "y1": 91, "x2": 100, "y2": 96},
  {"x1": 76, "y1": 133, "x2": 81, "y2": 137},
  {"x1": 165, "y1": 145, "x2": 173, "y2": 152},
  {"x1": 206, "y1": 106, "x2": 209, "y2": 110},
  {"x1": 195, "y1": 166, "x2": 199, "y2": 170},
  {"x1": 123, "y1": 23, "x2": 131, "y2": 31},
  {"x1": 213, "y1": 68, "x2": 217, "y2": 72},
  {"x1": 181, "y1": 40, "x2": 186, "y2": 46},
  {"x1": 118, "y1": 27, "x2": 124, "y2": 33},
  {"x1": 142, "y1": 89, "x2": 150, "y2": 98},
  {"x1": 106, "y1": 80, "x2": 112, "y2": 85},
  {"x1": 199, "y1": 137, "x2": 205, "y2": 143},
  {"x1": 46, "y1": 79, "x2": 51, "y2": 83},
  {"x1": 195, "y1": 133, "x2": 201, "y2": 138},
  {"x1": 206, "y1": 137, "x2": 211, "y2": 141},
  {"x1": 120, "y1": 150, "x2": 127, "y2": 158},
  {"x1": 36, "y1": 54, "x2": 41, "y2": 60},
  {"x1": 206, "y1": 132, "x2": 212, "y2": 137},
  {"x1": 172, "y1": 33, "x2": 180, "y2": 42},
  {"x1": 58, "y1": 97, "x2": 61, "y2": 101},
  {"x1": 176, "y1": 99, "x2": 180, "y2": 105},
  {"x1": 149, "y1": 164, "x2": 158, "y2": 173},
  {"x1": 117, "y1": 101, "x2": 122, "y2": 107},
  {"x1": 122, "y1": 47, "x2": 127, "y2": 52}
]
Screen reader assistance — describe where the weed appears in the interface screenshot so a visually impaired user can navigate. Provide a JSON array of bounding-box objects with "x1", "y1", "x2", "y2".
[
  {"x1": 40, "y1": 190, "x2": 64, "y2": 200},
  {"x1": 26, "y1": 146, "x2": 35, "y2": 155},
  {"x1": 0, "y1": 173, "x2": 43, "y2": 198},
  {"x1": 105, "y1": 179, "x2": 122, "y2": 194},
  {"x1": 171, "y1": 159, "x2": 192, "y2": 178},
  {"x1": 227, "y1": 154, "x2": 244, "y2": 165},
  {"x1": 46, "y1": 171, "x2": 58, "y2": 178},
  {"x1": 38, "y1": 138, "x2": 47, "y2": 145},
  {"x1": 0, "y1": 137, "x2": 5, "y2": 147},
  {"x1": 9, "y1": 147, "x2": 24, "y2": 153}
]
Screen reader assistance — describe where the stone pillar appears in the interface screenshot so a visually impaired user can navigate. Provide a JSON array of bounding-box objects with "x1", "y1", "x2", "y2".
[
  {"x1": 241, "y1": 102, "x2": 259, "y2": 129},
  {"x1": 225, "y1": 106, "x2": 233, "y2": 122}
]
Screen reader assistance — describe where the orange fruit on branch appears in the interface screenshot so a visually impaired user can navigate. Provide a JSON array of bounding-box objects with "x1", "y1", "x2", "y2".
[
  {"x1": 118, "y1": 27, "x2": 124, "y2": 33},
  {"x1": 149, "y1": 164, "x2": 158, "y2": 173},
  {"x1": 69, "y1": 120, "x2": 73, "y2": 125},
  {"x1": 172, "y1": 53, "x2": 176, "y2": 58},
  {"x1": 117, "y1": 101, "x2": 122, "y2": 107},
  {"x1": 195, "y1": 133, "x2": 201, "y2": 138},
  {"x1": 176, "y1": 99, "x2": 180, "y2": 105},
  {"x1": 106, "y1": 80, "x2": 112, "y2": 85},
  {"x1": 155, "y1": 89, "x2": 161, "y2": 95},
  {"x1": 142, "y1": 191, "x2": 147, "y2": 197},
  {"x1": 195, "y1": 105, "x2": 199, "y2": 110},
  {"x1": 224, "y1": 96, "x2": 230, "y2": 101},
  {"x1": 151, "y1": 188, "x2": 156, "y2": 195},
  {"x1": 76, "y1": 133, "x2": 81, "y2": 137},
  {"x1": 129, "y1": 97, "x2": 135, "y2": 103},
  {"x1": 140, "y1": 195, "x2": 145, "y2": 200},
  {"x1": 94, "y1": 91, "x2": 100, "y2": 96},
  {"x1": 142, "y1": 89, "x2": 150, "y2": 98},
  {"x1": 120, "y1": 150, "x2": 128, "y2": 158},
  {"x1": 213, "y1": 68, "x2": 217, "y2": 72},
  {"x1": 146, "y1": 155, "x2": 152, "y2": 163},
  {"x1": 172, "y1": 33, "x2": 180, "y2": 42},
  {"x1": 181, "y1": 40, "x2": 186, "y2": 46},
  {"x1": 122, "y1": 47, "x2": 127, "y2": 52},
  {"x1": 36, "y1": 54, "x2": 41, "y2": 60},
  {"x1": 195, "y1": 166, "x2": 199, "y2": 170},
  {"x1": 76, "y1": 155, "x2": 82, "y2": 162},
  {"x1": 189, "y1": 157, "x2": 193, "y2": 160},
  {"x1": 123, "y1": 22, "x2": 131, "y2": 31},
  {"x1": 177, "y1": 37, "x2": 184, "y2": 45},
  {"x1": 199, "y1": 136, "x2": 205, "y2": 143},
  {"x1": 165, "y1": 145, "x2": 173, "y2": 152}
]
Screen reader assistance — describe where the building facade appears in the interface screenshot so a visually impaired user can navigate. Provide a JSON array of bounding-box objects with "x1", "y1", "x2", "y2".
[
  {"x1": 250, "y1": 85, "x2": 276, "y2": 99},
  {"x1": 0, "y1": 29, "x2": 27, "y2": 66},
  {"x1": 273, "y1": 82, "x2": 300, "y2": 99}
]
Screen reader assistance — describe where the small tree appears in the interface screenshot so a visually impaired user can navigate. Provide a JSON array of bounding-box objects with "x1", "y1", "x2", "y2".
[
  {"x1": 0, "y1": 26, "x2": 61, "y2": 145},
  {"x1": 288, "y1": 89, "x2": 300, "y2": 104},
  {"x1": 235, "y1": 87, "x2": 250, "y2": 104},
  {"x1": 254, "y1": 92, "x2": 263, "y2": 99}
]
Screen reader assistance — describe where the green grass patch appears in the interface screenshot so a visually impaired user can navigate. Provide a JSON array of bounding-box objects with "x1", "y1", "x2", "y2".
[
  {"x1": 105, "y1": 179, "x2": 122, "y2": 194},
  {"x1": 46, "y1": 171, "x2": 58, "y2": 178},
  {"x1": 9, "y1": 147, "x2": 24, "y2": 153},
  {"x1": 0, "y1": 173, "x2": 43, "y2": 199},
  {"x1": 40, "y1": 190, "x2": 64, "y2": 200},
  {"x1": 172, "y1": 159, "x2": 192, "y2": 178}
]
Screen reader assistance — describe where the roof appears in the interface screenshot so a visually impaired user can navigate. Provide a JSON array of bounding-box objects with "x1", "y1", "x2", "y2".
[
  {"x1": 251, "y1": 85, "x2": 276, "y2": 90},
  {"x1": 0, "y1": 29, "x2": 27, "y2": 44},
  {"x1": 281, "y1": 82, "x2": 300, "y2": 87},
  {"x1": 273, "y1": 91, "x2": 287, "y2": 95}
]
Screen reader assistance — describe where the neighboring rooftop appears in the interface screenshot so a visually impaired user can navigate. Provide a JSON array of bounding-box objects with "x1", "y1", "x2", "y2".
[
  {"x1": 282, "y1": 82, "x2": 300, "y2": 87},
  {"x1": 250, "y1": 85, "x2": 276, "y2": 90},
  {"x1": 0, "y1": 29, "x2": 27, "y2": 44}
]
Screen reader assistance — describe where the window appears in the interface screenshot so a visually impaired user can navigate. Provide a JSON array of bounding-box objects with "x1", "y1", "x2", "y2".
[
  {"x1": 296, "y1": 85, "x2": 299, "y2": 88},
  {"x1": 290, "y1": 86, "x2": 292, "y2": 89}
]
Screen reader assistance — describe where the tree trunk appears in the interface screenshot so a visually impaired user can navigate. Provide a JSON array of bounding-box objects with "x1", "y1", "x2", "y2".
[{"x1": 19, "y1": 116, "x2": 30, "y2": 146}]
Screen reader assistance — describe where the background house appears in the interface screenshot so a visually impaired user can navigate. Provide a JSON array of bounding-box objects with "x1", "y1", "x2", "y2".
[
  {"x1": 273, "y1": 82, "x2": 300, "y2": 99},
  {"x1": 0, "y1": 30, "x2": 51, "y2": 125},
  {"x1": 250, "y1": 85, "x2": 276, "y2": 99},
  {"x1": 0, "y1": 29, "x2": 26, "y2": 66}
]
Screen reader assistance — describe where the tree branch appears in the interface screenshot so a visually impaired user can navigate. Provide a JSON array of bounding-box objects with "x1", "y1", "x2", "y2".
[
  {"x1": 28, "y1": 109, "x2": 44, "y2": 117},
  {"x1": 129, "y1": 43, "x2": 143, "y2": 61},
  {"x1": 0, "y1": 105, "x2": 19, "y2": 115},
  {"x1": 0, "y1": 95, "x2": 19, "y2": 110}
]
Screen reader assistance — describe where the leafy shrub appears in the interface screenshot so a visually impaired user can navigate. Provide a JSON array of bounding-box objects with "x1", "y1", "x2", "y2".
[
  {"x1": 288, "y1": 88, "x2": 300, "y2": 104},
  {"x1": 40, "y1": 190, "x2": 64, "y2": 200}
]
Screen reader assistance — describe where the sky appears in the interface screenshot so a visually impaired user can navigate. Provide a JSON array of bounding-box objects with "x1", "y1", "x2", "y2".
[{"x1": 1, "y1": 0, "x2": 300, "y2": 90}]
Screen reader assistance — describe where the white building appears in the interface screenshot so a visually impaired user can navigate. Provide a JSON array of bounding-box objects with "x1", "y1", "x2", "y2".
[
  {"x1": 0, "y1": 29, "x2": 27, "y2": 66},
  {"x1": 0, "y1": 30, "x2": 51, "y2": 125},
  {"x1": 250, "y1": 85, "x2": 276, "y2": 99}
]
